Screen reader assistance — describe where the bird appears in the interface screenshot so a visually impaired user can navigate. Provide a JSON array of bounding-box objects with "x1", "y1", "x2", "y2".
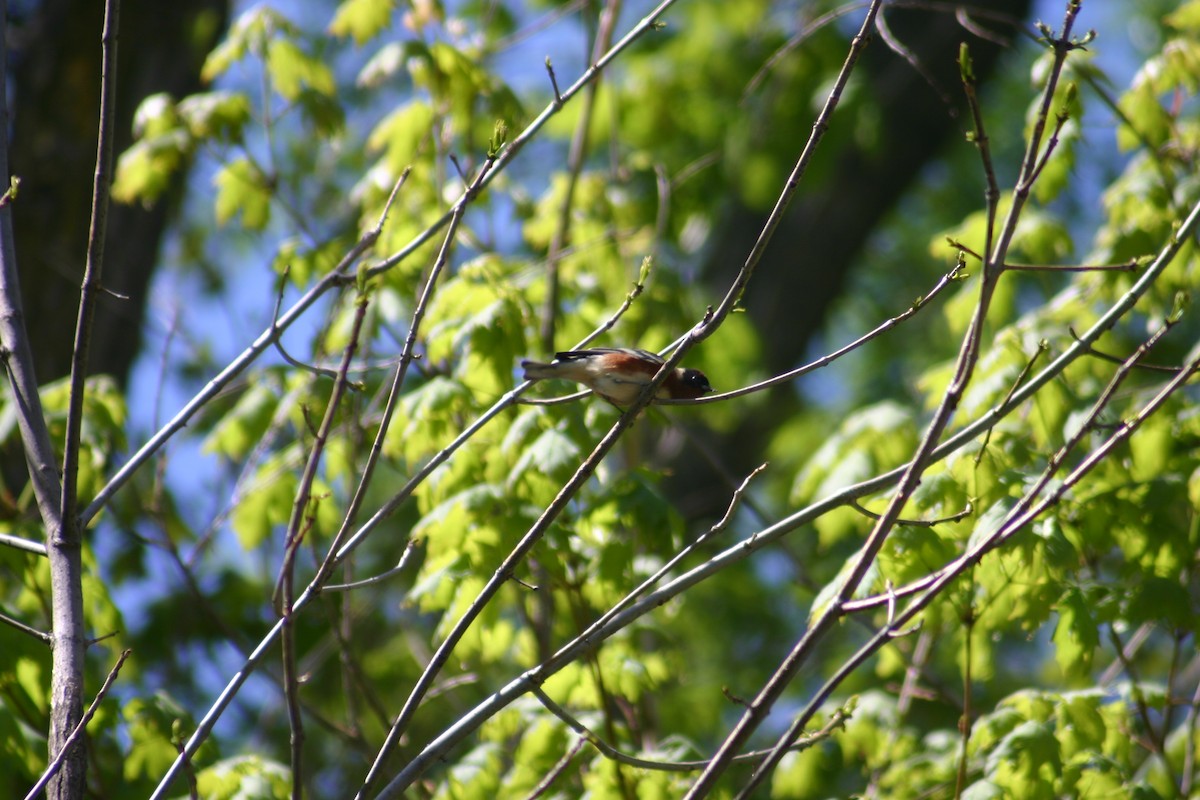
[{"x1": 521, "y1": 347, "x2": 713, "y2": 406}]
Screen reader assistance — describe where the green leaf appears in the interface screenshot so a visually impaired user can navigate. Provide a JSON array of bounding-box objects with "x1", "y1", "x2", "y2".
[
  {"x1": 1059, "y1": 692, "x2": 1106, "y2": 753},
  {"x1": 809, "y1": 544, "x2": 880, "y2": 622},
  {"x1": 507, "y1": 428, "x2": 580, "y2": 488},
  {"x1": 213, "y1": 157, "x2": 272, "y2": 229},
  {"x1": 498, "y1": 715, "x2": 572, "y2": 795},
  {"x1": 444, "y1": 742, "x2": 503, "y2": 798},
  {"x1": 1116, "y1": 82, "x2": 1173, "y2": 151},
  {"x1": 203, "y1": 381, "x2": 281, "y2": 460},
  {"x1": 966, "y1": 498, "x2": 1013, "y2": 552},
  {"x1": 132, "y1": 92, "x2": 181, "y2": 138},
  {"x1": 329, "y1": 0, "x2": 395, "y2": 45},
  {"x1": 985, "y1": 719, "x2": 1061, "y2": 800},
  {"x1": 267, "y1": 38, "x2": 335, "y2": 100},
  {"x1": 1127, "y1": 576, "x2": 1194, "y2": 631},
  {"x1": 195, "y1": 755, "x2": 291, "y2": 800},
  {"x1": 366, "y1": 100, "x2": 435, "y2": 171},
  {"x1": 124, "y1": 693, "x2": 210, "y2": 783},
  {"x1": 202, "y1": 6, "x2": 296, "y2": 82},
  {"x1": 960, "y1": 780, "x2": 1005, "y2": 799},
  {"x1": 1166, "y1": 0, "x2": 1200, "y2": 33},
  {"x1": 1052, "y1": 588, "x2": 1098, "y2": 676},
  {"x1": 177, "y1": 91, "x2": 252, "y2": 141},
  {"x1": 357, "y1": 41, "x2": 404, "y2": 87},
  {"x1": 230, "y1": 462, "x2": 296, "y2": 549},
  {"x1": 791, "y1": 401, "x2": 918, "y2": 504},
  {"x1": 390, "y1": 377, "x2": 473, "y2": 462},
  {"x1": 111, "y1": 131, "x2": 191, "y2": 205}
]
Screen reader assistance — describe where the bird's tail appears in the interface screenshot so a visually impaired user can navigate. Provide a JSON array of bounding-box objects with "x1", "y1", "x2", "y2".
[{"x1": 520, "y1": 360, "x2": 557, "y2": 381}]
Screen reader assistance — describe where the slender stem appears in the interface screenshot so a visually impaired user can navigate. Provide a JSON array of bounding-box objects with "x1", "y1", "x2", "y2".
[
  {"x1": 0, "y1": 608, "x2": 52, "y2": 642},
  {"x1": 61, "y1": 0, "x2": 119, "y2": 535},
  {"x1": 278, "y1": 296, "x2": 371, "y2": 800},
  {"x1": 0, "y1": 532, "x2": 48, "y2": 556},
  {"x1": 309, "y1": 160, "x2": 492, "y2": 592},
  {"x1": 24, "y1": 649, "x2": 132, "y2": 800},
  {"x1": 532, "y1": 685, "x2": 849, "y2": 772},
  {"x1": 954, "y1": 607, "x2": 975, "y2": 799},
  {"x1": 1180, "y1": 674, "x2": 1200, "y2": 794},
  {"x1": 658, "y1": 265, "x2": 962, "y2": 405},
  {"x1": 540, "y1": 0, "x2": 622, "y2": 352}
]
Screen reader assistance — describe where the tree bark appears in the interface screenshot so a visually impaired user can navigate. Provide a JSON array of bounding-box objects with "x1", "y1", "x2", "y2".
[
  {"x1": 4, "y1": 1, "x2": 228, "y2": 795},
  {"x1": 8, "y1": 0, "x2": 228, "y2": 387}
]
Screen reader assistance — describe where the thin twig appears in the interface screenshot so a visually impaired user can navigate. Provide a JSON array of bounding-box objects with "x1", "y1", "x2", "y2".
[
  {"x1": 975, "y1": 338, "x2": 1047, "y2": 464},
  {"x1": 533, "y1": 685, "x2": 850, "y2": 772},
  {"x1": 864, "y1": 627, "x2": 936, "y2": 797},
  {"x1": 1022, "y1": 90, "x2": 1073, "y2": 189},
  {"x1": 545, "y1": 57, "x2": 564, "y2": 107},
  {"x1": 1180, "y1": 674, "x2": 1200, "y2": 794},
  {"x1": 540, "y1": 0, "x2": 622, "y2": 353},
  {"x1": 0, "y1": 531, "x2": 47, "y2": 556},
  {"x1": 0, "y1": 608, "x2": 52, "y2": 642},
  {"x1": 61, "y1": 0, "x2": 120, "y2": 528},
  {"x1": 270, "y1": 267, "x2": 341, "y2": 381},
  {"x1": 1068, "y1": 326, "x2": 1182, "y2": 373},
  {"x1": 583, "y1": 463, "x2": 768, "y2": 647},
  {"x1": 875, "y1": 8, "x2": 957, "y2": 116},
  {"x1": 529, "y1": 736, "x2": 588, "y2": 799},
  {"x1": 323, "y1": 539, "x2": 420, "y2": 592},
  {"x1": 1003, "y1": 259, "x2": 1141, "y2": 272},
  {"x1": 658, "y1": 263, "x2": 963, "y2": 405},
  {"x1": 1105, "y1": 623, "x2": 1177, "y2": 787},
  {"x1": 275, "y1": 294, "x2": 372, "y2": 612},
  {"x1": 848, "y1": 498, "x2": 972, "y2": 527},
  {"x1": 309, "y1": 156, "x2": 497, "y2": 597},
  {"x1": 24, "y1": 649, "x2": 132, "y2": 800},
  {"x1": 955, "y1": 608, "x2": 975, "y2": 799},
  {"x1": 277, "y1": 293, "x2": 372, "y2": 799}
]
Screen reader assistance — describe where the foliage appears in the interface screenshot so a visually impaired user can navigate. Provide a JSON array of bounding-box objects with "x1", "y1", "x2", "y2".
[{"x1": 2, "y1": 0, "x2": 1200, "y2": 798}]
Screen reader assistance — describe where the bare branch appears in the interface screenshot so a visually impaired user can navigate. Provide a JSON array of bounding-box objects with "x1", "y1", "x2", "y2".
[
  {"x1": 0, "y1": 608, "x2": 52, "y2": 643},
  {"x1": 24, "y1": 649, "x2": 132, "y2": 800},
  {"x1": 848, "y1": 498, "x2": 972, "y2": 527},
  {"x1": 1069, "y1": 326, "x2": 1183, "y2": 373},
  {"x1": 659, "y1": 263, "x2": 964, "y2": 405},
  {"x1": 532, "y1": 685, "x2": 851, "y2": 772},
  {"x1": 1003, "y1": 258, "x2": 1142, "y2": 272},
  {"x1": 0, "y1": 531, "x2": 47, "y2": 556},
  {"x1": 540, "y1": 0, "x2": 621, "y2": 353}
]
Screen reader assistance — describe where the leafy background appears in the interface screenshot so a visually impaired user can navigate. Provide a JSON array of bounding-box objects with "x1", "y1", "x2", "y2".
[{"x1": 2, "y1": 0, "x2": 1200, "y2": 798}]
